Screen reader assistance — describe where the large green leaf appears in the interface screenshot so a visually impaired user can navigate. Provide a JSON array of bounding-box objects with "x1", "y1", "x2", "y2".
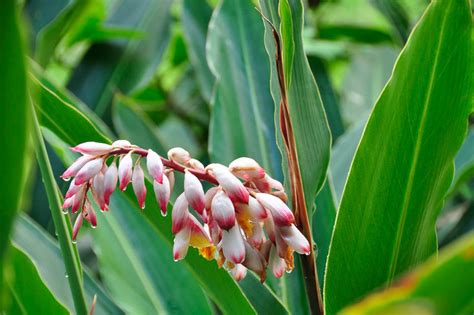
[
  {"x1": 67, "y1": 0, "x2": 172, "y2": 116},
  {"x1": 0, "y1": 0, "x2": 30, "y2": 299},
  {"x1": 36, "y1": 67, "x2": 289, "y2": 314},
  {"x1": 7, "y1": 247, "x2": 68, "y2": 315},
  {"x1": 12, "y1": 215, "x2": 124, "y2": 315},
  {"x1": 342, "y1": 232, "x2": 474, "y2": 314},
  {"x1": 206, "y1": 0, "x2": 281, "y2": 178},
  {"x1": 182, "y1": 0, "x2": 214, "y2": 103},
  {"x1": 325, "y1": 0, "x2": 472, "y2": 313}
]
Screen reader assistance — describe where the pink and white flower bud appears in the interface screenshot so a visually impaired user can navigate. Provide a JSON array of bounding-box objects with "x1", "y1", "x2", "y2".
[
  {"x1": 74, "y1": 158, "x2": 104, "y2": 185},
  {"x1": 211, "y1": 190, "x2": 235, "y2": 230},
  {"x1": 204, "y1": 187, "x2": 219, "y2": 211},
  {"x1": 112, "y1": 140, "x2": 131, "y2": 148},
  {"x1": 167, "y1": 147, "x2": 191, "y2": 164},
  {"x1": 118, "y1": 153, "x2": 133, "y2": 191},
  {"x1": 92, "y1": 172, "x2": 107, "y2": 211},
  {"x1": 243, "y1": 242, "x2": 266, "y2": 275},
  {"x1": 103, "y1": 162, "x2": 118, "y2": 205},
  {"x1": 72, "y1": 142, "x2": 113, "y2": 155},
  {"x1": 72, "y1": 186, "x2": 86, "y2": 214},
  {"x1": 83, "y1": 200, "x2": 97, "y2": 227},
  {"x1": 166, "y1": 170, "x2": 175, "y2": 194},
  {"x1": 72, "y1": 214, "x2": 84, "y2": 241},
  {"x1": 62, "y1": 196, "x2": 74, "y2": 209},
  {"x1": 279, "y1": 225, "x2": 311, "y2": 255},
  {"x1": 62, "y1": 155, "x2": 95, "y2": 180},
  {"x1": 230, "y1": 264, "x2": 247, "y2": 281},
  {"x1": 172, "y1": 193, "x2": 189, "y2": 234},
  {"x1": 187, "y1": 158, "x2": 205, "y2": 171},
  {"x1": 153, "y1": 175, "x2": 170, "y2": 216},
  {"x1": 247, "y1": 196, "x2": 267, "y2": 220},
  {"x1": 221, "y1": 223, "x2": 245, "y2": 264},
  {"x1": 256, "y1": 193, "x2": 294, "y2": 226},
  {"x1": 248, "y1": 222, "x2": 265, "y2": 248},
  {"x1": 274, "y1": 228, "x2": 289, "y2": 258},
  {"x1": 206, "y1": 164, "x2": 249, "y2": 203},
  {"x1": 173, "y1": 227, "x2": 191, "y2": 261},
  {"x1": 132, "y1": 163, "x2": 147, "y2": 209},
  {"x1": 266, "y1": 175, "x2": 284, "y2": 191},
  {"x1": 187, "y1": 215, "x2": 212, "y2": 248},
  {"x1": 229, "y1": 157, "x2": 265, "y2": 181},
  {"x1": 146, "y1": 149, "x2": 163, "y2": 184},
  {"x1": 269, "y1": 245, "x2": 286, "y2": 278},
  {"x1": 264, "y1": 213, "x2": 276, "y2": 242},
  {"x1": 65, "y1": 180, "x2": 82, "y2": 199},
  {"x1": 184, "y1": 170, "x2": 205, "y2": 214}
]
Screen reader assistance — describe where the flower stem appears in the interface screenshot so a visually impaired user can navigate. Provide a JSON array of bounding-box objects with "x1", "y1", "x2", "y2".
[{"x1": 32, "y1": 106, "x2": 88, "y2": 315}]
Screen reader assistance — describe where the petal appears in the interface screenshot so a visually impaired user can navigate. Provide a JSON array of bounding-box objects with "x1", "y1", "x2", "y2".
[
  {"x1": 279, "y1": 224, "x2": 311, "y2": 255},
  {"x1": 166, "y1": 170, "x2": 175, "y2": 194},
  {"x1": 173, "y1": 227, "x2": 191, "y2": 261},
  {"x1": 184, "y1": 170, "x2": 205, "y2": 214},
  {"x1": 211, "y1": 190, "x2": 235, "y2": 230},
  {"x1": 187, "y1": 215, "x2": 212, "y2": 248},
  {"x1": 187, "y1": 158, "x2": 205, "y2": 171},
  {"x1": 243, "y1": 241, "x2": 266, "y2": 276},
  {"x1": 146, "y1": 149, "x2": 163, "y2": 183},
  {"x1": 172, "y1": 193, "x2": 189, "y2": 234},
  {"x1": 204, "y1": 186, "x2": 219, "y2": 211},
  {"x1": 72, "y1": 186, "x2": 86, "y2": 214},
  {"x1": 65, "y1": 180, "x2": 82, "y2": 199},
  {"x1": 167, "y1": 147, "x2": 191, "y2": 164},
  {"x1": 263, "y1": 212, "x2": 276, "y2": 242},
  {"x1": 221, "y1": 223, "x2": 245, "y2": 264},
  {"x1": 112, "y1": 139, "x2": 131, "y2": 147},
  {"x1": 61, "y1": 155, "x2": 93, "y2": 179},
  {"x1": 228, "y1": 157, "x2": 265, "y2": 181},
  {"x1": 248, "y1": 221, "x2": 265, "y2": 248},
  {"x1": 153, "y1": 175, "x2": 170, "y2": 216},
  {"x1": 74, "y1": 158, "x2": 104, "y2": 185},
  {"x1": 83, "y1": 200, "x2": 97, "y2": 227},
  {"x1": 72, "y1": 214, "x2": 84, "y2": 241},
  {"x1": 247, "y1": 196, "x2": 267, "y2": 220},
  {"x1": 266, "y1": 174, "x2": 284, "y2": 191},
  {"x1": 103, "y1": 161, "x2": 118, "y2": 205},
  {"x1": 230, "y1": 264, "x2": 247, "y2": 281},
  {"x1": 92, "y1": 172, "x2": 106, "y2": 211},
  {"x1": 71, "y1": 142, "x2": 113, "y2": 155},
  {"x1": 62, "y1": 196, "x2": 74, "y2": 209},
  {"x1": 207, "y1": 164, "x2": 249, "y2": 203},
  {"x1": 132, "y1": 163, "x2": 147, "y2": 209},
  {"x1": 269, "y1": 245, "x2": 286, "y2": 278},
  {"x1": 256, "y1": 193, "x2": 295, "y2": 226},
  {"x1": 118, "y1": 153, "x2": 133, "y2": 191}
]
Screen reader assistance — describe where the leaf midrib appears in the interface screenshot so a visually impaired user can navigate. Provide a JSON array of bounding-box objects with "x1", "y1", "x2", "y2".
[{"x1": 387, "y1": 0, "x2": 451, "y2": 283}]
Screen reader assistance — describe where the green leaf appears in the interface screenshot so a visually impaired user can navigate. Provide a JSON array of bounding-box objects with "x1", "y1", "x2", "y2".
[
  {"x1": 315, "y1": 0, "x2": 394, "y2": 43},
  {"x1": 67, "y1": 0, "x2": 172, "y2": 116},
  {"x1": 182, "y1": 0, "x2": 214, "y2": 103},
  {"x1": 206, "y1": 0, "x2": 282, "y2": 178},
  {"x1": 278, "y1": 0, "x2": 332, "y2": 212},
  {"x1": 342, "y1": 232, "x2": 474, "y2": 314},
  {"x1": 0, "y1": 0, "x2": 30, "y2": 297},
  {"x1": 7, "y1": 247, "x2": 68, "y2": 315},
  {"x1": 31, "y1": 73, "x2": 110, "y2": 145},
  {"x1": 450, "y1": 128, "x2": 474, "y2": 195},
  {"x1": 325, "y1": 0, "x2": 472, "y2": 313},
  {"x1": 36, "y1": 69, "x2": 288, "y2": 314},
  {"x1": 12, "y1": 215, "x2": 124, "y2": 315}
]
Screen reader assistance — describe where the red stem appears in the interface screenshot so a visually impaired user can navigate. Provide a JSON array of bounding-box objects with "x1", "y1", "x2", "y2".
[{"x1": 110, "y1": 147, "x2": 219, "y2": 185}]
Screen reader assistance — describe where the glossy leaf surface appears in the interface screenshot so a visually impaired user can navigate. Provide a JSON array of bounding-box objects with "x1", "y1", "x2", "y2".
[{"x1": 325, "y1": 0, "x2": 472, "y2": 313}]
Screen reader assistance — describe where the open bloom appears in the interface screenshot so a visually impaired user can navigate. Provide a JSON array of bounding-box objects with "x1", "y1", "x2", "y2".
[{"x1": 61, "y1": 140, "x2": 311, "y2": 282}]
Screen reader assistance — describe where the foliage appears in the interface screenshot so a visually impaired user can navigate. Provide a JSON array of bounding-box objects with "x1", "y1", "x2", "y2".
[{"x1": 1, "y1": 0, "x2": 472, "y2": 314}]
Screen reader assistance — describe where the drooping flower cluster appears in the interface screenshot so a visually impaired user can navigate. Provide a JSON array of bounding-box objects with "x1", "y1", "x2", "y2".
[{"x1": 61, "y1": 141, "x2": 310, "y2": 281}]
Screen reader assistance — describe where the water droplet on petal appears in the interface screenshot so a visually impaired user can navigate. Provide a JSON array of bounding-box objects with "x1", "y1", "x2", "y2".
[
  {"x1": 91, "y1": 225, "x2": 97, "y2": 229},
  {"x1": 62, "y1": 209, "x2": 69, "y2": 214},
  {"x1": 72, "y1": 239, "x2": 77, "y2": 244},
  {"x1": 65, "y1": 273, "x2": 69, "y2": 278}
]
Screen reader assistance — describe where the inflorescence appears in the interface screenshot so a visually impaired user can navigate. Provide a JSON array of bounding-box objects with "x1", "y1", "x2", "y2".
[{"x1": 61, "y1": 140, "x2": 310, "y2": 282}]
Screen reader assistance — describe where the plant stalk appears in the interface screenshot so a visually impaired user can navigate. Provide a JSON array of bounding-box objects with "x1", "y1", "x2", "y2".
[{"x1": 31, "y1": 105, "x2": 88, "y2": 315}]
